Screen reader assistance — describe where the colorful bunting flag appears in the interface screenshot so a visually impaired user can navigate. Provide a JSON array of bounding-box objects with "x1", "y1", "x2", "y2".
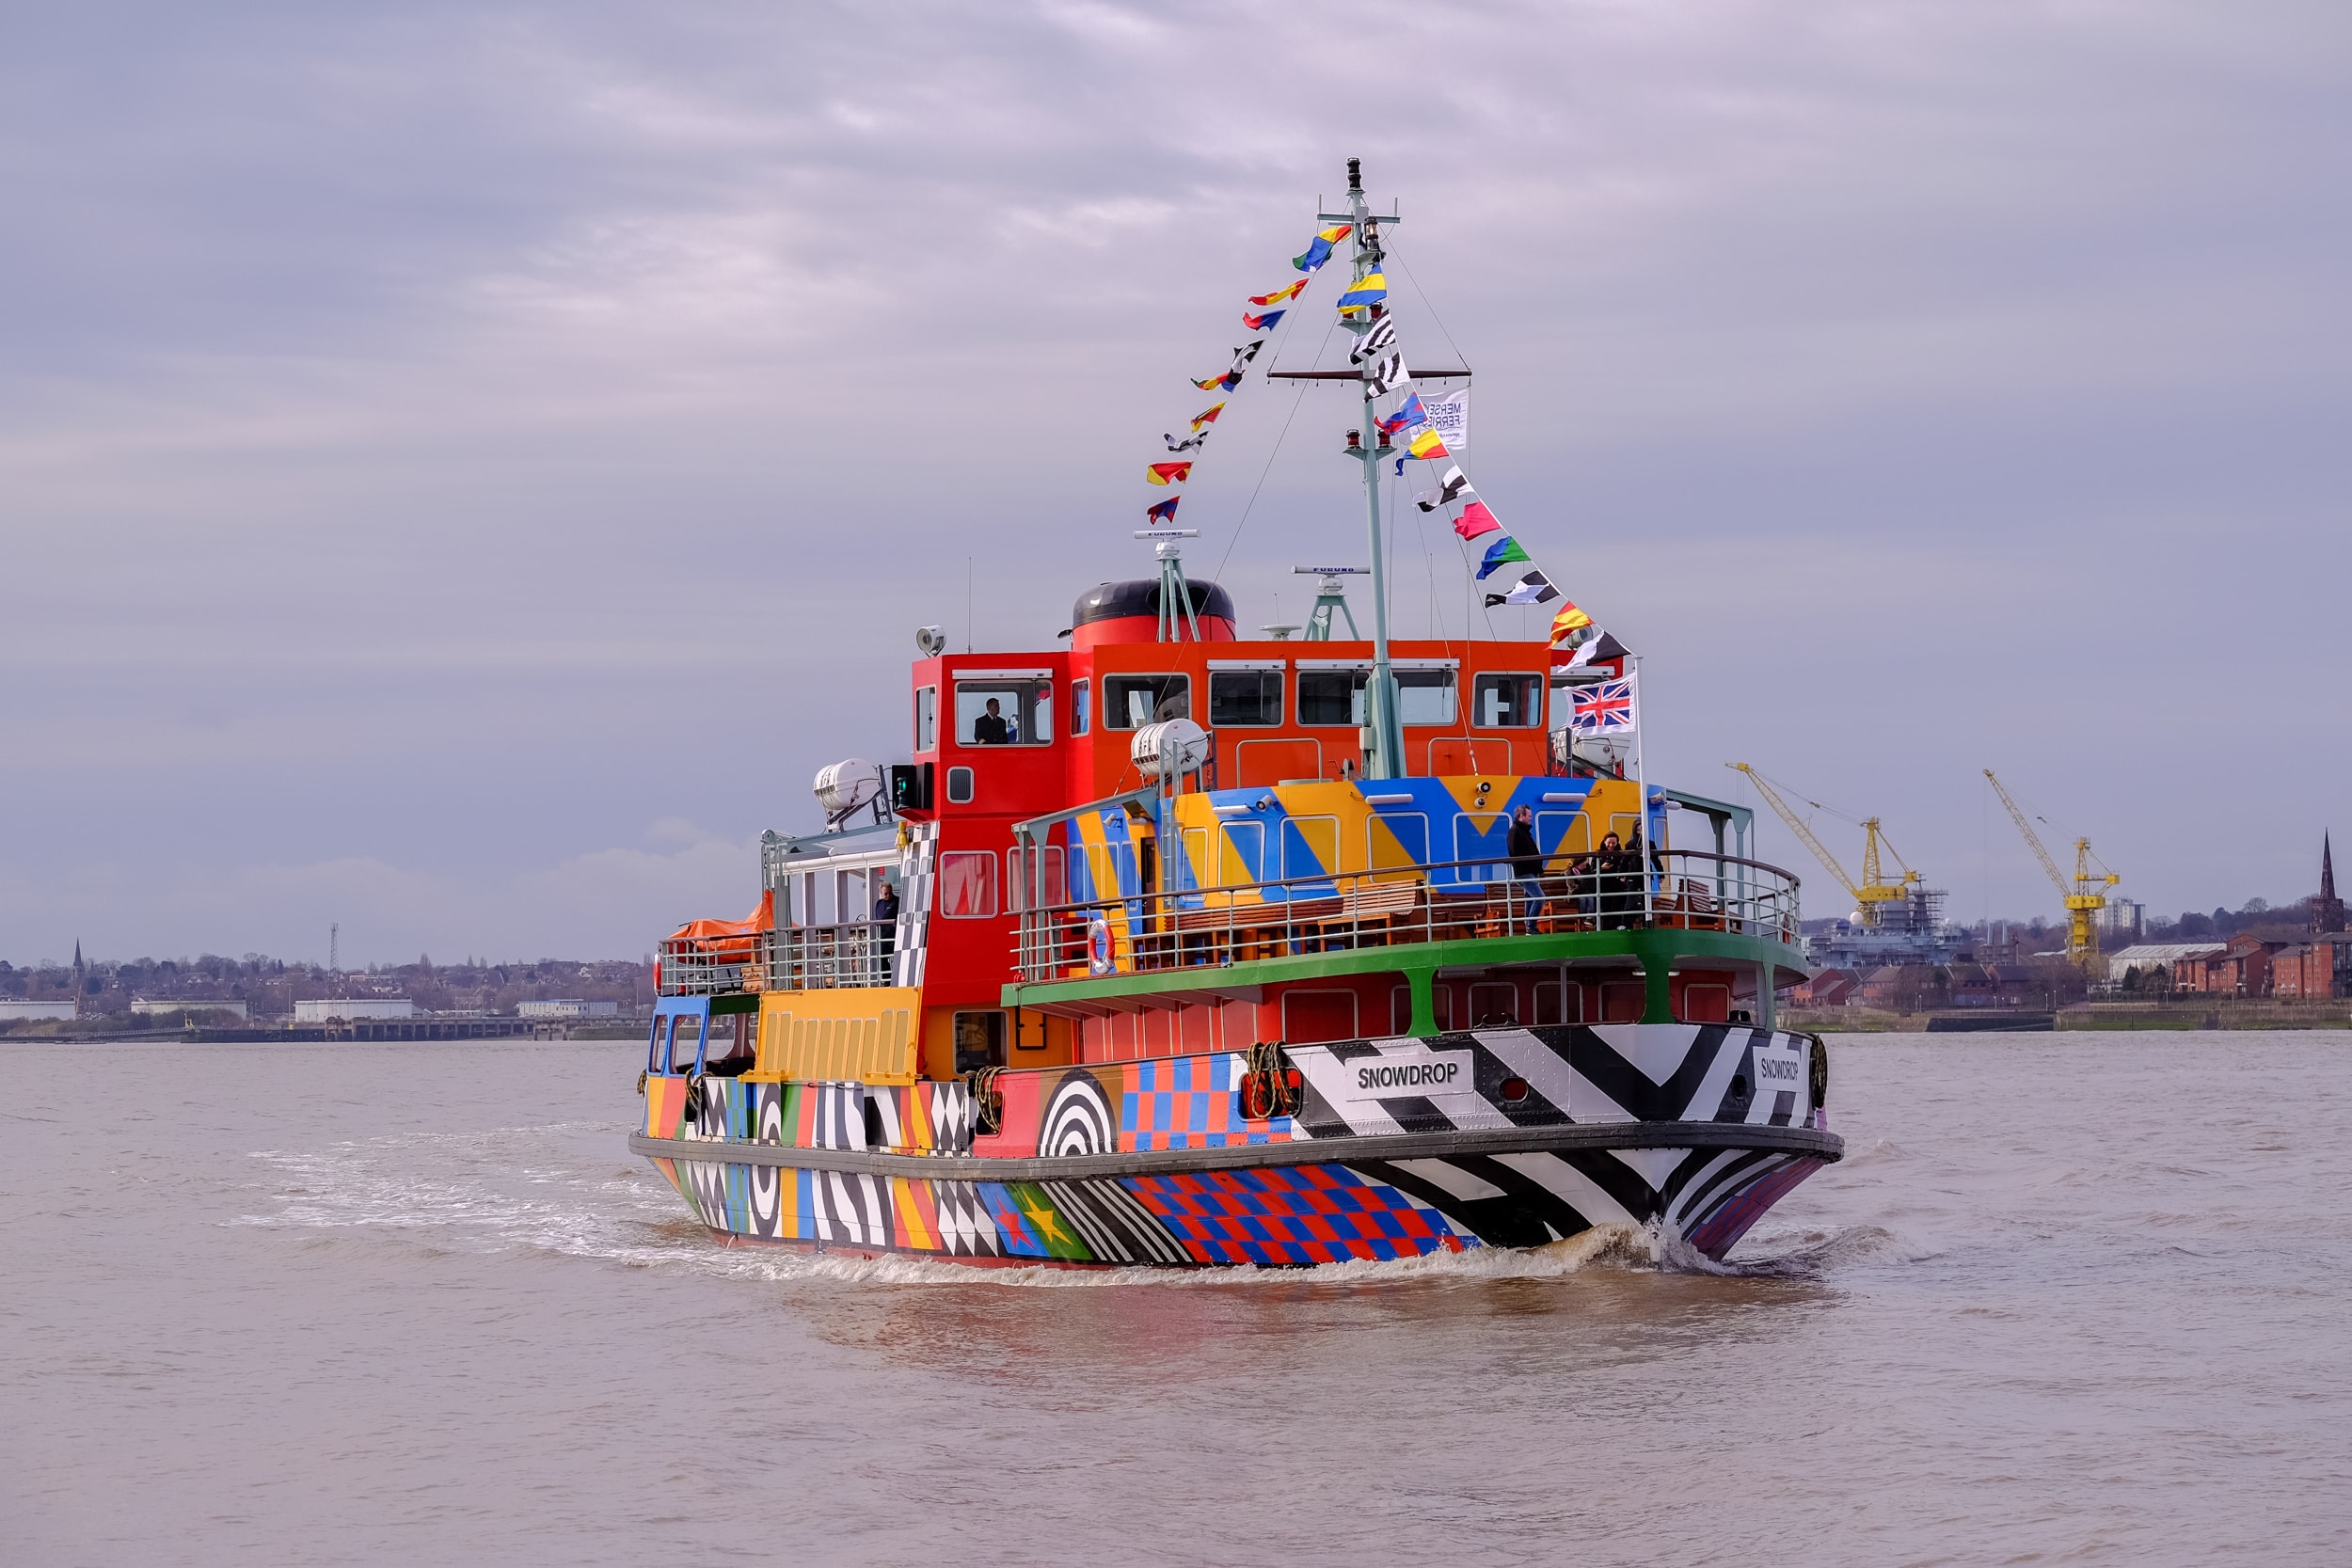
[
  {"x1": 1242, "y1": 308, "x2": 1287, "y2": 331},
  {"x1": 1189, "y1": 402, "x2": 1227, "y2": 430},
  {"x1": 1375, "y1": 392, "x2": 1427, "y2": 436},
  {"x1": 1556, "y1": 628, "x2": 1631, "y2": 670},
  {"x1": 1147, "y1": 497, "x2": 1182, "y2": 524},
  {"x1": 1350, "y1": 314, "x2": 1398, "y2": 364},
  {"x1": 1549, "y1": 601, "x2": 1594, "y2": 643},
  {"x1": 1452, "y1": 499, "x2": 1502, "y2": 540},
  {"x1": 1365, "y1": 354, "x2": 1409, "y2": 396},
  {"x1": 1406, "y1": 425, "x2": 1450, "y2": 460},
  {"x1": 1163, "y1": 430, "x2": 1207, "y2": 453},
  {"x1": 1417, "y1": 467, "x2": 1473, "y2": 512},
  {"x1": 1147, "y1": 462, "x2": 1193, "y2": 485},
  {"x1": 1293, "y1": 223, "x2": 1352, "y2": 273},
  {"x1": 1485, "y1": 569, "x2": 1559, "y2": 607},
  {"x1": 1248, "y1": 279, "x2": 1308, "y2": 308},
  {"x1": 1193, "y1": 340, "x2": 1263, "y2": 391},
  {"x1": 1475, "y1": 535, "x2": 1532, "y2": 579},
  {"x1": 1337, "y1": 271, "x2": 1389, "y2": 309}
]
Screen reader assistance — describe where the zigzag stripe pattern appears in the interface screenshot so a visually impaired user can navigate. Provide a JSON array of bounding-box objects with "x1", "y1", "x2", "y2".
[
  {"x1": 640, "y1": 1023, "x2": 1831, "y2": 1264},
  {"x1": 1286, "y1": 1024, "x2": 1819, "y2": 1138}
]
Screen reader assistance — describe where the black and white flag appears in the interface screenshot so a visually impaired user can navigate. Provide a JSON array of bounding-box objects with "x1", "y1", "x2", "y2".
[
  {"x1": 1416, "y1": 466, "x2": 1472, "y2": 512},
  {"x1": 1484, "y1": 569, "x2": 1559, "y2": 607},
  {"x1": 1163, "y1": 430, "x2": 1208, "y2": 452},
  {"x1": 1364, "y1": 354, "x2": 1409, "y2": 396},
  {"x1": 1349, "y1": 315, "x2": 1398, "y2": 364}
]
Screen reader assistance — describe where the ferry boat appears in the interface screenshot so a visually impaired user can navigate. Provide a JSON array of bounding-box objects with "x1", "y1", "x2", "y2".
[{"x1": 628, "y1": 164, "x2": 1839, "y2": 1269}]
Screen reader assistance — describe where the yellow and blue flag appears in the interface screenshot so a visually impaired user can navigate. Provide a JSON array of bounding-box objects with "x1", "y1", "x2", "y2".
[
  {"x1": 1336, "y1": 271, "x2": 1388, "y2": 309},
  {"x1": 1293, "y1": 223, "x2": 1351, "y2": 273}
]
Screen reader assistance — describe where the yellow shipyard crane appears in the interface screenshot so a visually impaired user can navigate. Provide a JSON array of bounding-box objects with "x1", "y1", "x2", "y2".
[
  {"x1": 1728, "y1": 763, "x2": 1922, "y2": 926},
  {"x1": 1983, "y1": 768, "x2": 2120, "y2": 972}
]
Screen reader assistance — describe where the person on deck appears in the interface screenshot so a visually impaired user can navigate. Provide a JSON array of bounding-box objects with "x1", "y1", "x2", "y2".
[
  {"x1": 1597, "y1": 831, "x2": 1639, "y2": 930},
  {"x1": 871, "y1": 880, "x2": 899, "y2": 979},
  {"x1": 1507, "y1": 805, "x2": 1547, "y2": 933},
  {"x1": 972, "y1": 699, "x2": 1010, "y2": 744}
]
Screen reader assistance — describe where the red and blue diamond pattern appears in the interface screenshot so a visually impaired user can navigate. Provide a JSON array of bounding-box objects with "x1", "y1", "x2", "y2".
[
  {"x1": 1124, "y1": 1164, "x2": 1470, "y2": 1265},
  {"x1": 1122, "y1": 1053, "x2": 1295, "y2": 1150}
]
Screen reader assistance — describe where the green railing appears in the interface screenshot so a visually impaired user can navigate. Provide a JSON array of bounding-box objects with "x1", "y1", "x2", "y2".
[{"x1": 1014, "y1": 847, "x2": 1800, "y2": 983}]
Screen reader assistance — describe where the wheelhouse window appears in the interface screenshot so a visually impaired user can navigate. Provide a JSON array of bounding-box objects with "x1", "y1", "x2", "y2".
[
  {"x1": 938, "y1": 850, "x2": 999, "y2": 917},
  {"x1": 914, "y1": 686, "x2": 937, "y2": 752},
  {"x1": 1473, "y1": 672, "x2": 1544, "y2": 728},
  {"x1": 704, "y1": 1013, "x2": 758, "y2": 1077},
  {"x1": 1209, "y1": 667, "x2": 1283, "y2": 727},
  {"x1": 1070, "y1": 679, "x2": 1089, "y2": 736},
  {"x1": 1104, "y1": 673, "x2": 1190, "y2": 730},
  {"x1": 1396, "y1": 667, "x2": 1458, "y2": 726},
  {"x1": 1297, "y1": 668, "x2": 1369, "y2": 726},
  {"x1": 955, "y1": 678, "x2": 1052, "y2": 746},
  {"x1": 664, "y1": 1014, "x2": 703, "y2": 1073}
]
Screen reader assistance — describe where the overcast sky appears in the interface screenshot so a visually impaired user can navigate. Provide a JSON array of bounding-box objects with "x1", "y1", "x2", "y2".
[{"x1": 5, "y1": 0, "x2": 2346, "y2": 965}]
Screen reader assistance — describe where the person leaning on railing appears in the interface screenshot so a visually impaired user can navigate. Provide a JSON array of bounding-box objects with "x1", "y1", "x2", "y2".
[
  {"x1": 1596, "y1": 831, "x2": 1643, "y2": 929},
  {"x1": 1508, "y1": 806, "x2": 1548, "y2": 934}
]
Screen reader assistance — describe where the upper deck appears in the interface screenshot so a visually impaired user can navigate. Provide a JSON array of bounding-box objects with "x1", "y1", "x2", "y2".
[
  {"x1": 656, "y1": 574, "x2": 1808, "y2": 1076},
  {"x1": 898, "y1": 637, "x2": 1563, "y2": 827}
]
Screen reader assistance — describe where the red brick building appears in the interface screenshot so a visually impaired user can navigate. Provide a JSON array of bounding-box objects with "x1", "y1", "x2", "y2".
[
  {"x1": 2271, "y1": 936, "x2": 2352, "y2": 1000},
  {"x1": 2171, "y1": 933, "x2": 2289, "y2": 997},
  {"x1": 1793, "y1": 969, "x2": 1860, "y2": 1007}
]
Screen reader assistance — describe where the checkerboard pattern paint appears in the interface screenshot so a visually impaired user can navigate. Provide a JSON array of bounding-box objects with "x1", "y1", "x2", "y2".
[
  {"x1": 1121, "y1": 1053, "x2": 1295, "y2": 1150},
  {"x1": 1125, "y1": 1164, "x2": 1470, "y2": 1265}
]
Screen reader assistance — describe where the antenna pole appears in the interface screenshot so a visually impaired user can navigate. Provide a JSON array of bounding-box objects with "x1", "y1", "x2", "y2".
[{"x1": 1343, "y1": 159, "x2": 1406, "y2": 778}]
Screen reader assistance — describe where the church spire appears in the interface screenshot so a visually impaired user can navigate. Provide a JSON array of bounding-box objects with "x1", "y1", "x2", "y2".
[{"x1": 2318, "y1": 833, "x2": 2346, "y2": 933}]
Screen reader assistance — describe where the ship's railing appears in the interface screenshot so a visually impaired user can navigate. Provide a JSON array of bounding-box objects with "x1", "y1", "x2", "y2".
[
  {"x1": 658, "y1": 923, "x2": 897, "y2": 996},
  {"x1": 1013, "y1": 847, "x2": 1801, "y2": 984},
  {"x1": 656, "y1": 938, "x2": 752, "y2": 996},
  {"x1": 762, "y1": 921, "x2": 895, "y2": 991}
]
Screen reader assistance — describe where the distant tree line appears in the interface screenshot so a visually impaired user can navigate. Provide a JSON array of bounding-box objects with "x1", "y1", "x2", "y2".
[{"x1": 0, "y1": 952, "x2": 655, "y2": 1021}]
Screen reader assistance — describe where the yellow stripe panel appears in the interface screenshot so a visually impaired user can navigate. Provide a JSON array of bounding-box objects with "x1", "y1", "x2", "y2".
[
  {"x1": 893, "y1": 1179, "x2": 938, "y2": 1251},
  {"x1": 750, "y1": 988, "x2": 922, "y2": 1085}
]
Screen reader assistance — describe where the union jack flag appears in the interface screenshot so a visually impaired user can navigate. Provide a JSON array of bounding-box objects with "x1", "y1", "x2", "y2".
[{"x1": 1569, "y1": 678, "x2": 1636, "y2": 736}]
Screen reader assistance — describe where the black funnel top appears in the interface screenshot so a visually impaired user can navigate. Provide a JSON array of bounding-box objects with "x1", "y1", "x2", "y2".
[{"x1": 1072, "y1": 578, "x2": 1236, "y2": 628}]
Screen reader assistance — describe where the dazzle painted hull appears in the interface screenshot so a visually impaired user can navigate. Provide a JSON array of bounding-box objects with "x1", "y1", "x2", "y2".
[{"x1": 630, "y1": 1023, "x2": 1841, "y2": 1268}]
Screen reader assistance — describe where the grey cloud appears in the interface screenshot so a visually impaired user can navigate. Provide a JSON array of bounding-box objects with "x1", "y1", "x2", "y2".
[{"x1": 4, "y1": 0, "x2": 2347, "y2": 958}]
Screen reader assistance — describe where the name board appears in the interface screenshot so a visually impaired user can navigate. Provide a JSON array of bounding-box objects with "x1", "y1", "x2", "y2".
[{"x1": 1328, "y1": 1046, "x2": 1474, "y2": 1102}]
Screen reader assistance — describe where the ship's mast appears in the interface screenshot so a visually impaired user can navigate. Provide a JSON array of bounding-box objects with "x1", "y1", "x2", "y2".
[{"x1": 1331, "y1": 158, "x2": 1406, "y2": 778}]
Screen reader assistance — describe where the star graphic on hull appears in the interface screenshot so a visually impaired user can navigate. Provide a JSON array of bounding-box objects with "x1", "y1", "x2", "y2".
[{"x1": 1018, "y1": 1196, "x2": 1068, "y2": 1247}]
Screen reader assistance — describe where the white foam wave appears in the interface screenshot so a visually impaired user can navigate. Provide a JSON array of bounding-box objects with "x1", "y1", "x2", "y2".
[{"x1": 235, "y1": 1125, "x2": 1890, "y2": 1290}]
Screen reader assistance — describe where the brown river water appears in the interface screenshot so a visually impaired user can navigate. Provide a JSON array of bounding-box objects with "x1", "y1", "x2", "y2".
[{"x1": 4, "y1": 1032, "x2": 2347, "y2": 1565}]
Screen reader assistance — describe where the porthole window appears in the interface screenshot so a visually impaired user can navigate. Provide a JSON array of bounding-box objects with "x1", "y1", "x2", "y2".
[{"x1": 946, "y1": 766, "x2": 975, "y2": 804}]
